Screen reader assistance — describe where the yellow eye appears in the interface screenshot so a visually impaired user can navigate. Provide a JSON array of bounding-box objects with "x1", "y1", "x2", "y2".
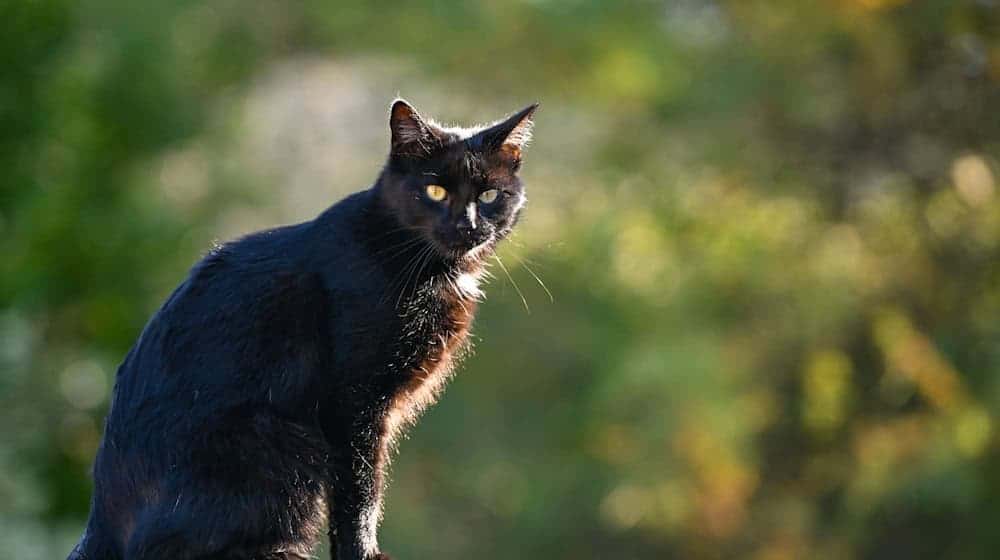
[
  {"x1": 478, "y1": 189, "x2": 499, "y2": 204},
  {"x1": 425, "y1": 184, "x2": 447, "y2": 202}
]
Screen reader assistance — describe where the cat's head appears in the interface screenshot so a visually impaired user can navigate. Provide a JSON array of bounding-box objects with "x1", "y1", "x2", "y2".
[{"x1": 376, "y1": 99, "x2": 537, "y2": 263}]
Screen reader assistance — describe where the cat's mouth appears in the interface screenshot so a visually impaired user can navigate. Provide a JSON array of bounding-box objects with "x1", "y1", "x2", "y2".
[
  {"x1": 462, "y1": 238, "x2": 495, "y2": 261},
  {"x1": 434, "y1": 235, "x2": 495, "y2": 263}
]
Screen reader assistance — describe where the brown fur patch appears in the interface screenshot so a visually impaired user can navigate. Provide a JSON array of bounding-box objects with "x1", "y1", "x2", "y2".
[{"x1": 383, "y1": 279, "x2": 478, "y2": 446}]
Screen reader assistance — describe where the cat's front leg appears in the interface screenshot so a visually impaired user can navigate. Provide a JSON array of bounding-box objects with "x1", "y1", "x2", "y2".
[{"x1": 326, "y1": 414, "x2": 392, "y2": 560}]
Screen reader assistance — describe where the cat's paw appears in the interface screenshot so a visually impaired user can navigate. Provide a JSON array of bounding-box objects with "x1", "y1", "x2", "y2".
[{"x1": 370, "y1": 554, "x2": 392, "y2": 560}]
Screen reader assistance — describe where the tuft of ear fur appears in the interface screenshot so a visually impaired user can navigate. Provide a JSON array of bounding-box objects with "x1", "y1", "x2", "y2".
[
  {"x1": 479, "y1": 103, "x2": 538, "y2": 159},
  {"x1": 389, "y1": 99, "x2": 439, "y2": 157}
]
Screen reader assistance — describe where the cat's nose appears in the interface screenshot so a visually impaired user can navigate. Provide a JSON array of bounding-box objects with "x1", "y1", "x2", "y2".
[
  {"x1": 456, "y1": 216, "x2": 476, "y2": 232},
  {"x1": 456, "y1": 203, "x2": 477, "y2": 231}
]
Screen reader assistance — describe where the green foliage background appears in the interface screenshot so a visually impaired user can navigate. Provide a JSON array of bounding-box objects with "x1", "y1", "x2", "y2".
[{"x1": 3, "y1": 1, "x2": 999, "y2": 558}]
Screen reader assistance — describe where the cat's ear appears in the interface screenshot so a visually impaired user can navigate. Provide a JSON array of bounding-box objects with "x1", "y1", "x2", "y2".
[
  {"x1": 389, "y1": 99, "x2": 439, "y2": 158},
  {"x1": 481, "y1": 103, "x2": 539, "y2": 159}
]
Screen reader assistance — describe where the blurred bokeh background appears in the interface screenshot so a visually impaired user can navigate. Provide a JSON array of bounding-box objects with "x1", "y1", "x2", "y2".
[{"x1": 3, "y1": 1, "x2": 1000, "y2": 558}]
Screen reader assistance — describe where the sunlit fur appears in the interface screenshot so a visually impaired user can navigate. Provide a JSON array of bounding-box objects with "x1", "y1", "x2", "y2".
[{"x1": 68, "y1": 100, "x2": 536, "y2": 560}]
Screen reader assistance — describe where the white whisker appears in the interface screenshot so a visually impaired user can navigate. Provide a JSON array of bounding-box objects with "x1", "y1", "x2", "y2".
[
  {"x1": 510, "y1": 252, "x2": 554, "y2": 303},
  {"x1": 493, "y1": 254, "x2": 529, "y2": 313}
]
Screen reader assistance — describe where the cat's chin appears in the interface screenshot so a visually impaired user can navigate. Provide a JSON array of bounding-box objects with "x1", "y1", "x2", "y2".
[
  {"x1": 459, "y1": 238, "x2": 495, "y2": 264},
  {"x1": 434, "y1": 238, "x2": 494, "y2": 266}
]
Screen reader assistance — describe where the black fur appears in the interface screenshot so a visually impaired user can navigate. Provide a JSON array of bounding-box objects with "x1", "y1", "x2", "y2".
[{"x1": 70, "y1": 100, "x2": 537, "y2": 560}]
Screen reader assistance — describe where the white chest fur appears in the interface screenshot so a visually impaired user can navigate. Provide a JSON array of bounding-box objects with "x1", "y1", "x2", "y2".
[{"x1": 454, "y1": 271, "x2": 483, "y2": 299}]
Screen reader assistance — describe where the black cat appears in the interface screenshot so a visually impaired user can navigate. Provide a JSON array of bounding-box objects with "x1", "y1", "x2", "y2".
[{"x1": 68, "y1": 99, "x2": 537, "y2": 560}]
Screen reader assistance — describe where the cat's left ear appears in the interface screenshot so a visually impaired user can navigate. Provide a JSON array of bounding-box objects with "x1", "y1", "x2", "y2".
[{"x1": 481, "y1": 103, "x2": 539, "y2": 159}]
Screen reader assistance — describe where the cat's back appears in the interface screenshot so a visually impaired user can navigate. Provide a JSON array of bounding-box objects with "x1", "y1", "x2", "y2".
[
  {"x1": 84, "y1": 215, "x2": 342, "y2": 559},
  {"x1": 106, "y1": 217, "x2": 337, "y2": 425},
  {"x1": 107, "y1": 190, "x2": 381, "y2": 421}
]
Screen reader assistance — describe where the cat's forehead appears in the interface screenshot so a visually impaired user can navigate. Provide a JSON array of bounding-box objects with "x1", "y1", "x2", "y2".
[{"x1": 424, "y1": 141, "x2": 511, "y2": 183}]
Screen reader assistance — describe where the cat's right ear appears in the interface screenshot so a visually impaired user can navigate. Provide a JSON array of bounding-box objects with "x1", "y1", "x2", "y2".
[{"x1": 389, "y1": 99, "x2": 438, "y2": 158}]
